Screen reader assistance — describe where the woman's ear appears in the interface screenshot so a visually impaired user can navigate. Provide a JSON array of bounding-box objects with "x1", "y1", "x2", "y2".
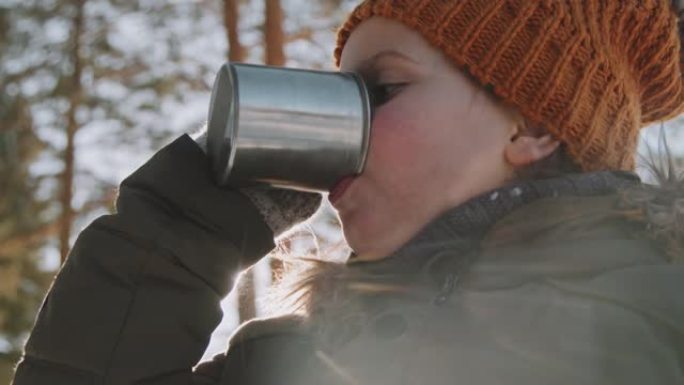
[{"x1": 505, "y1": 133, "x2": 561, "y2": 167}]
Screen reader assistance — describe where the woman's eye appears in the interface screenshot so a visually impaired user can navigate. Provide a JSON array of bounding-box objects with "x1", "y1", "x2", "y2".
[{"x1": 371, "y1": 83, "x2": 407, "y2": 106}]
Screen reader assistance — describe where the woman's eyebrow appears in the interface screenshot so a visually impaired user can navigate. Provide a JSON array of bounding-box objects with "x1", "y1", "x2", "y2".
[{"x1": 357, "y1": 50, "x2": 420, "y2": 73}]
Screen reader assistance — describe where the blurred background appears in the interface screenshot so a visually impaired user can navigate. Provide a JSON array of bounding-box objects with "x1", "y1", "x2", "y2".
[{"x1": 0, "y1": 0, "x2": 682, "y2": 381}]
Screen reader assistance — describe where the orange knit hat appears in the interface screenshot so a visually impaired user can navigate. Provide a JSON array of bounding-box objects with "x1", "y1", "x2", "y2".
[{"x1": 335, "y1": 0, "x2": 684, "y2": 172}]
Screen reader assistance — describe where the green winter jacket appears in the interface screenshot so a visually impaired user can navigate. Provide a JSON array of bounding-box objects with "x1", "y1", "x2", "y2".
[{"x1": 11, "y1": 134, "x2": 684, "y2": 384}]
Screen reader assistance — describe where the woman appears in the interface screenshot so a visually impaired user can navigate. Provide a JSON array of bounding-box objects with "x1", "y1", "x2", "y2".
[{"x1": 13, "y1": 1, "x2": 684, "y2": 384}]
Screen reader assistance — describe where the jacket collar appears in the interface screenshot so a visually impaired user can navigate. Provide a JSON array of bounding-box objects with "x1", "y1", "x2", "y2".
[{"x1": 347, "y1": 170, "x2": 642, "y2": 270}]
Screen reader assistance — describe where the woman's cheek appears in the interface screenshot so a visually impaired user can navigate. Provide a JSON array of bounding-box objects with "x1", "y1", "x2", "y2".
[{"x1": 367, "y1": 104, "x2": 422, "y2": 169}]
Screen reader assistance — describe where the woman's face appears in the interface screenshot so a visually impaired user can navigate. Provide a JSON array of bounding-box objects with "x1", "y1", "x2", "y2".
[{"x1": 333, "y1": 17, "x2": 552, "y2": 261}]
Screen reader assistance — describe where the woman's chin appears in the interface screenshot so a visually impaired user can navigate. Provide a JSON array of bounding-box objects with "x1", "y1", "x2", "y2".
[{"x1": 342, "y1": 218, "x2": 401, "y2": 261}]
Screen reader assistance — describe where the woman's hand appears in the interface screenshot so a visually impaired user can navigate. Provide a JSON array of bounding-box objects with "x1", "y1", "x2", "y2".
[
  {"x1": 239, "y1": 185, "x2": 322, "y2": 238},
  {"x1": 193, "y1": 128, "x2": 322, "y2": 238}
]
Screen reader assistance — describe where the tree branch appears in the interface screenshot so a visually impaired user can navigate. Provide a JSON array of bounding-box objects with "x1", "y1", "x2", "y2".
[{"x1": 0, "y1": 190, "x2": 116, "y2": 260}]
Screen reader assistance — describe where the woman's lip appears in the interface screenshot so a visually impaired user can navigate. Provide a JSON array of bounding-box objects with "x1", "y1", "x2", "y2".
[{"x1": 328, "y1": 176, "x2": 356, "y2": 205}]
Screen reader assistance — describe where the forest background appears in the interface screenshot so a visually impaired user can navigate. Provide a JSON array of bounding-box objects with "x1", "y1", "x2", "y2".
[{"x1": 0, "y1": 0, "x2": 682, "y2": 382}]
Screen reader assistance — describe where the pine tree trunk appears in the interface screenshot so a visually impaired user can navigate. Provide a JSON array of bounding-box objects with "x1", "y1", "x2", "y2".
[
  {"x1": 222, "y1": 0, "x2": 256, "y2": 323},
  {"x1": 237, "y1": 269, "x2": 256, "y2": 323},
  {"x1": 59, "y1": 0, "x2": 85, "y2": 264},
  {"x1": 223, "y1": 0, "x2": 245, "y2": 62},
  {"x1": 265, "y1": 0, "x2": 286, "y2": 282},
  {"x1": 264, "y1": 0, "x2": 285, "y2": 66}
]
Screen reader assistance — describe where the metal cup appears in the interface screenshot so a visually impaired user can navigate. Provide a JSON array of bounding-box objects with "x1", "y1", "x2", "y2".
[{"x1": 206, "y1": 62, "x2": 372, "y2": 192}]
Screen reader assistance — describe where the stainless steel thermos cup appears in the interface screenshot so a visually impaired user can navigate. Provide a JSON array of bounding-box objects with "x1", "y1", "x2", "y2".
[{"x1": 206, "y1": 62, "x2": 372, "y2": 192}]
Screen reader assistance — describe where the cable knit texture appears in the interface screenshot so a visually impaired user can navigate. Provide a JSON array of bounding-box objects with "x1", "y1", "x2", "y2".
[{"x1": 335, "y1": 0, "x2": 684, "y2": 172}]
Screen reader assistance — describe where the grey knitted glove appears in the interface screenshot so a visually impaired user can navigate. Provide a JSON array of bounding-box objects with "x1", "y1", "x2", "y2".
[{"x1": 192, "y1": 129, "x2": 322, "y2": 237}]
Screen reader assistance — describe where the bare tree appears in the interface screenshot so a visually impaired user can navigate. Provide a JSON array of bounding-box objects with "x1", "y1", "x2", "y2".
[
  {"x1": 265, "y1": 0, "x2": 285, "y2": 66},
  {"x1": 59, "y1": 0, "x2": 86, "y2": 263},
  {"x1": 264, "y1": 0, "x2": 286, "y2": 285},
  {"x1": 222, "y1": 0, "x2": 257, "y2": 323},
  {"x1": 223, "y1": 0, "x2": 246, "y2": 63}
]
